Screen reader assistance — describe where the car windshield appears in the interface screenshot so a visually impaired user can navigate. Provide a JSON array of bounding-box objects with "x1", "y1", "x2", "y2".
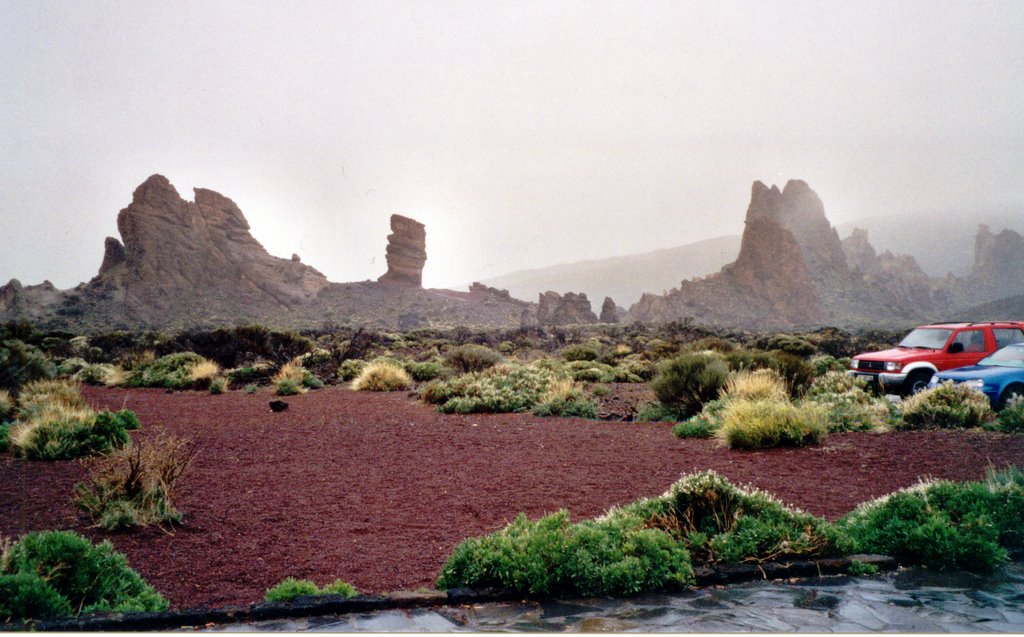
[
  {"x1": 978, "y1": 345, "x2": 1024, "y2": 369},
  {"x1": 898, "y1": 328, "x2": 953, "y2": 350}
]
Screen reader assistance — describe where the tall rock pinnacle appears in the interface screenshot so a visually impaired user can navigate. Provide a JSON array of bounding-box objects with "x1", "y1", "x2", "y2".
[{"x1": 378, "y1": 214, "x2": 427, "y2": 287}]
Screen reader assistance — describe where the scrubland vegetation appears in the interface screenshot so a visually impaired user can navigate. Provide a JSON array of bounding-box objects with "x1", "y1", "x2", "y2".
[{"x1": 2, "y1": 319, "x2": 1023, "y2": 622}]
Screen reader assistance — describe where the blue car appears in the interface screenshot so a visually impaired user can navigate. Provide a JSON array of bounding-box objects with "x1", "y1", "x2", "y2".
[{"x1": 930, "y1": 343, "x2": 1024, "y2": 409}]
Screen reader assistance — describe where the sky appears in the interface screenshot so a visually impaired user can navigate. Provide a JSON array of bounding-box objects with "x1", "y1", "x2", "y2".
[{"x1": 2, "y1": 0, "x2": 1023, "y2": 291}]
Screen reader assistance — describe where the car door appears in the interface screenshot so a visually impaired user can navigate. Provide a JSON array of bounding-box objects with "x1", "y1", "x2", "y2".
[{"x1": 940, "y1": 328, "x2": 988, "y2": 370}]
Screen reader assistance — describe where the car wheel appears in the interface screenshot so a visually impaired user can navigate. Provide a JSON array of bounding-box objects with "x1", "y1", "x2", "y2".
[
  {"x1": 904, "y1": 370, "x2": 933, "y2": 395},
  {"x1": 999, "y1": 383, "x2": 1024, "y2": 410}
]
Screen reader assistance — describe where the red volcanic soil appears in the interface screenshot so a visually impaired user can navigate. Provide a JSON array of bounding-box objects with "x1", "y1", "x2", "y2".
[{"x1": 3, "y1": 386, "x2": 1023, "y2": 610}]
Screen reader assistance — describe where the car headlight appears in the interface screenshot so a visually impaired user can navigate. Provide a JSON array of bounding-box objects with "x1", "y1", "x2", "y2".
[
  {"x1": 850, "y1": 359, "x2": 860, "y2": 370},
  {"x1": 962, "y1": 379, "x2": 984, "y2": 390},
  {"x1": 884, "y1": 361, "x2": 902, "y2": 372}
]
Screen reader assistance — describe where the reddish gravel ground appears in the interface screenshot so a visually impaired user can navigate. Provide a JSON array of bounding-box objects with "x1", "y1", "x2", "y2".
[{"x1": 3, "y1": 385, "x2": 1023, "y2": 610}]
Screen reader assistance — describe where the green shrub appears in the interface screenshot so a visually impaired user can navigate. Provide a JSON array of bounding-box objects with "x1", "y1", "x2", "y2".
[
  {"x1": 301, "y1": 373, "x2": 325, "y2": 390},
  {"x1": 74, "y1": 432, "x2": 196, "y2": 531},
  {"x1": 1, "y1": 530, "x2": 167, "y2": 620},
  {"x1": 74, "y1": 363, "x2": 120, "y2": 386},
  {"x1": 124, "y1": 352, "x2": 217, "y2": 390},
  {"x1": 351, "y1": 360, "x2": 412, "y2": 392},
  {"x1": 424, "y1": 364, "x2": 564, "y2": 414},
  {"x1": 532, "y1": 379, "x2": 599, "y2": 418},
  {"x1": 209, "y1": 377, "x2": 228, "y2": 394},
  {"x1": 847, "y1": 560, "x2": 879, "y2": 576},
  {"x1": 722, "y1": 369, "x2": 788, "y2": 402},
  {"x1": 437, "y1": 471, "x2": 850, "y2": 599},
  {"x1": 993, "y1": 396, "x2": 1024, "y2": 433},
  {"x1": 762, "y1": 334, "x2": 817, "y2": 357},
  {"x1": 265, "y1": 577, "x2": 319, "y2": 602},
  {"x1": 619, "y1": 356, "x2": 656, "y2": 381},
  {"x1": 562, "y1": 344, "x2": 599, "y2": 362},
  {"x1": 405, "y1": 360, "x2": 444, "y2": 382},
  {"x1": 607, "y1": 471, "x2": 851, "y2": 566},
  {"x1": 0, "y1": 572, "x2": 72, "y2": 623},
  {"x1": 444, "y1": 344, "x2": 502, "y2": 373},
  {"x1": 337, "y1": 359, "x2": 366, "y2": 382},
  {"x1": 0, "y1": 339, "x2": 55, "y2": 393},
  {"x1": 767, "y1": 352, "x2": 816, "y2": 397},
  {"x1": 55, "y1": 357, "x2": 88, "y2": 377},
  {"x1": 809, "y1": 354, "x2": 851, "y2": 376},
  {"x1": 437, "y1": 511, "x2": 693, "y2": 597},
  {"x1": 244, "y1": 383, "x2": 258, "y2": 394},
  {"x1": 0, "y1": 423, "x2": 8, "y2": 452},
  {"x1": 803, "y1": 372, "x2": 892, "y2": 433},
  {"x1": 837, "y1": 469, "x2": 1024, "y2": 572},
  {"x1": 651, "y1": 353, "x2": 729, "y2": 419},
  {"x1": 274, "y1": 378, "x2": 304, "y2": 396},
  {"x1": 716, "y1": 399, "x2": 827, "y2": 450},
  {"x1": 898, "y1": 381, "x2": 995, "y2": 430},
  {"x1": 264, "y1": 577, "x2": 358, "y2": 602},
  {"x1": 226, "y1": 362, "x2": 276, "y2": 385},
  {"x1": 10, "y1": 409, "x2": 134, "y2": 461},
  {"x1": 671, "y1": 417, "x2": 718, "y2": 439}
]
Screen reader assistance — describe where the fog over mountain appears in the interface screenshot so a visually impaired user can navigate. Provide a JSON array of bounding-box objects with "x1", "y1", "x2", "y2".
[{"x1": 2, "y1": 1, "x2": 1023, "y2": 299}]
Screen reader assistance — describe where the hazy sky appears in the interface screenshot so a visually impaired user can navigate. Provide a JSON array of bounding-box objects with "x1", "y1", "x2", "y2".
[{"x1": 3, "y1": 0, "x2": 1023, "y2": 291}]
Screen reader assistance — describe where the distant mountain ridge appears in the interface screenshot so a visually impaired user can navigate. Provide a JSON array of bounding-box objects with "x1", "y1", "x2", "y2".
[
  {"x1": 477, "y1": 235, "x2": 742, "y2": 306},
  {"x1": 478, "y1": 208, "x2": 1024, "y2": 309}
]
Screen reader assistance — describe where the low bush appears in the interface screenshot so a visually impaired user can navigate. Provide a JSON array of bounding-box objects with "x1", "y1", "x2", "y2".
[
  {"x1": 437, "y1": 471, "x2": 850, "y2": 599},
  {"x1": 838, "y1": 467, "x2": 1024, "y2": 572},
  {"x1": 208, "y1": 377, "x2": 228, "y2": 394},
  {"x1": 274, "y1": 378, "x2": 304, "y2": 396},
  {"x1": 437, "y1": 511, "x2": 693, "y2": 597},
  {"x1": 226, "y1": 362, "x2": 276, "y2": 385},
  {"x1": 561, "y1": 344, "x2": 599, "y2": 362},
  {"x1": 272, "y1": 361, "x2": 322, "y2": 395},
  {"x1": 0, "y1": 339, "x2": 55, "y2": 393},
  {"x1": 337, "y1": 359, "x2": 366, "y2": 382},
  {"x1": 767, "y1": 352, "x2": 816, "y2": 397},
  {"x1": 722, "y1": 369, "x2": 788, "y2": 402},
  {"x1": 423, "y1": 364, "x2": 564, "y2": 414},
  {"x1": 992, "y1": 396, "x2": 1024, "y2": 433},
  {"x1": 636, "y1": 402, "x2": 679, "y2": 423},
  {"x1": 10, "y1": 410, "x2": 134, "y2": 461},
  {"x1": 803, "y1": 372, "x2": 892, "y2": 433},
  {"x1": 898, "y1": 381, "x2": 994, "y2": 430},
  {"x1": 124, "y1": 352, "x2": 219, "y2": 390},
  {"x1": 405, "y1": 360, "x2": 445, "y2": 382},
  {"x1": 651, "y1": 353, "x2": 729, "y2": 419},
  {"x1": 671, "y1": 417, "x2": 718, "y2": 439},
  {"x1": 0, "y1": 530, "x2": 167, "y2": 623},
  {"x1": 531, "y1": 379, "x2": 599, "y2": 418},
  {"x1": 74, "y1": 432, "x2": 197, "y2": 531},
  {"x1": 351, "y1": 360, "x2": 412, "y2": 392},
  {"x1": 0, "y1": 423, "x2": 8, "y2": 452},
  {"x1": 444, "y1": 344, "x2": 502, "y2": 374},
  {"x1": 74, "y1": 363, "x2": 122, "y2": 386},
  {"x1": 264, "y1": 577, "x2": 359, "y2": 602},
  {"x1": 761, "y1": 334, "x2": 817, "y2": 357},
  {"x1": 56, "y1": 357, "x2": 88, "y2": 377},
  {"x1": 809, "y1": 354, "x2": 851, "y2": 376},
  {"x1": 716, "y1": 399, "x2": 827, "y2": 450}
]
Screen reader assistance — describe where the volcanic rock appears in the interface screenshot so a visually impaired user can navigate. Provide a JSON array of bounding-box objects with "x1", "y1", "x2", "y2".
[
  {"x1": 599, "y1": 296, "x2": 619, "y2": 323},
  {"x1": 537, "y1": 291, "x2": 598, "y2": 325},
  {"x1": 377, "y1": 215, "x2": 427, "y2": 287},
  {"x1": 970, "y1": 225, "x2": 1024, "y2": 302},
  {"x1": 98, "y1": 237, "x2": 127, "y2": 275}
]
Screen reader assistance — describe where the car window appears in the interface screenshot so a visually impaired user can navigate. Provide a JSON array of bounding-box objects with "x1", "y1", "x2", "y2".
[
  {"x1": 899, "y1": 328, "x2": 952, "y2": 349},
  {"x1": 951, "y1": 329, "x2": 986, "y2": 353},
  {"x1": 994, "y1": 328, "x2": 1024, "y2": 349}
]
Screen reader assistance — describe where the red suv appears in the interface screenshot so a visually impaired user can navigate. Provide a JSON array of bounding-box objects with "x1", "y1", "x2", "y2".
[{"x1": 849, "y1": 322, "x2": 1024, "y2": 395}]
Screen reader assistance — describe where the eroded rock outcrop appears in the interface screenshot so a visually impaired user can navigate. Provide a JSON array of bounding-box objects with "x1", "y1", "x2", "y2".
[
  {"x1": 377, "y1": 214, "x2": 427, "y2": 287},
  {"x1": 599, "y1": 296, "x2": 619, "y2": 323},
  {"x1": 91, "y1": 175, "x2": 329, "y2": 320},
  {"x1": 536, "y1": 291, "x2": 598, "y2": 325},
  {"x1": 970, "y1": 225, "x2": 1024, "y2": 301}
]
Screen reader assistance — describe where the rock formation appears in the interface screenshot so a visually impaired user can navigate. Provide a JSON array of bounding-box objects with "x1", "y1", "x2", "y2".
[
  {"x1": 377, "y1": 214, "x2": 426, "y2": 287},
  {"x1": 599, "y1": 296, "x2": 619, "y2": 323},
  {"x1": 79, "y1": 174, "x2": 330, "y2": 323},
  {"x1": 536, "y1": 291, "x2": 598, "y2": 325},
  {"x1": 970, "y1": 225, "x2": 1024, "y2": 302},
  {"x1": 629, "y1": 181, "x2": 824, "y2": 328}
]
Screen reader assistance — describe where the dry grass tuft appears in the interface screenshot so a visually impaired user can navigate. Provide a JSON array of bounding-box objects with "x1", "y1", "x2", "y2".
[{"x1": 352, "y1": 360, "x2": 412, "y2": 392}]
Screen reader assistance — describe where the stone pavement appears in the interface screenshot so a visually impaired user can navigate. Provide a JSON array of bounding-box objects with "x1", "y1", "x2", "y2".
[{"x1": 201, "y1": 561, "x2": 1024, "y2": 632}]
